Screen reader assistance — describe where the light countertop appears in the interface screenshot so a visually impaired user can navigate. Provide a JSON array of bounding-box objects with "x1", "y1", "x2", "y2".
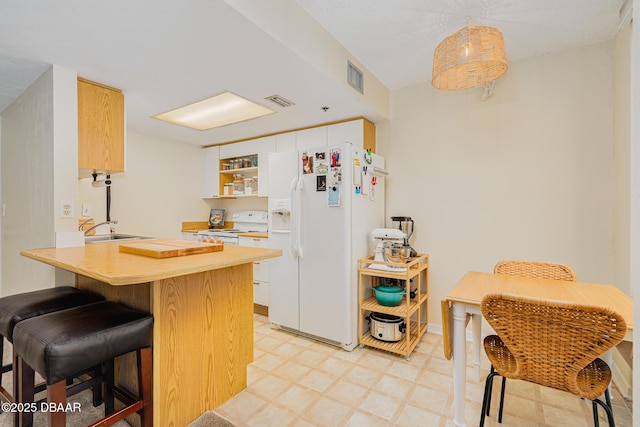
[{"x1": 21, "y1": 239, "x2": 281, "y2": 286}]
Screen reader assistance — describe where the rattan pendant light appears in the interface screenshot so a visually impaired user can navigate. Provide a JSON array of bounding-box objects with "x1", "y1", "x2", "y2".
[{"x1": 432, "y1": 26, "x2": 508, "y2": 90}]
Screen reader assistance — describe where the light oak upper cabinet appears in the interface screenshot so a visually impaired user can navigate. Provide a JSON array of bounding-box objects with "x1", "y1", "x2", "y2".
[{"x1": 77, "y1": 78, "x2": 125, "y2": 178}]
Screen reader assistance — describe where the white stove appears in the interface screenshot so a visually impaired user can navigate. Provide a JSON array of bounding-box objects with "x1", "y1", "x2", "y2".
[{"x1": 198, "y1": 210, "x2": 268, "y2": 245}]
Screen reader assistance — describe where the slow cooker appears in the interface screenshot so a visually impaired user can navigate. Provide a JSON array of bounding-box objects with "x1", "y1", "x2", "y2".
[{"x1": 368, "y1": 312, "x2": 405, "y2": 342}]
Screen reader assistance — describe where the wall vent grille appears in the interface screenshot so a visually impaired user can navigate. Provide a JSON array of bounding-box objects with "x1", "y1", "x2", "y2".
[
  {"x1": 347, "y1": 61, "x2": 364, "y2": 94},
  {"x1": 265, "y1": 94, "x2": 295, "y2": 108}
]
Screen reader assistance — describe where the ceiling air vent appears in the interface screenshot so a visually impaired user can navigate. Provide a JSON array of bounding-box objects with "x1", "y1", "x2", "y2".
[
  {"x1": 347, "y1": 61, "x2": 364, "y2": 94},
  {"x1": 265, "y1": 94, "x2": 295, "y2": 108}
]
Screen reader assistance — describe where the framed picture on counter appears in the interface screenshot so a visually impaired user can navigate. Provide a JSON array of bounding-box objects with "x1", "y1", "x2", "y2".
[{"x1": 209, "y1": 209, "x2": 225, "y2": 228}]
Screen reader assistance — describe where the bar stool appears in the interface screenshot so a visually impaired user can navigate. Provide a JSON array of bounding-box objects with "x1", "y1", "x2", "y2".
[
  {"x1": 0, "y1": 287, "x2": 105, "y2": 402},
  {"x1": 13, "y1": 301, "x2": 153, "y2": 427}
]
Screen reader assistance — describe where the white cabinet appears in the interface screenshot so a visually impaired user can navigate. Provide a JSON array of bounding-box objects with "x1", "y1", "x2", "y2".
[
  {"x1": 217, "y1": 136, "x2": 274, "y2": 198},
  {"x1": 328, "y1": 120, "x2": 364, "y2": 148},
  {"x1": 219, "y1": 139, "x2": 258, "y2": 159},
  {"x1": 239, "y1": 236, "x2": 269, "y2": 307},
  {"x1": 204, "y1": 119, "x2": 375, "y2": 199},
  {"x1": 202, "y1": 146, "x2": 220, "y2": 198},
  {"x1": 275, "y1": 132, "x2": 296, "y2": 152},
  {"x1": 255, "y1": 136, "x2": 275, "y2": 197},
  {"x1": 296, "y1": 127, "x2": 327, "y2": 150}
]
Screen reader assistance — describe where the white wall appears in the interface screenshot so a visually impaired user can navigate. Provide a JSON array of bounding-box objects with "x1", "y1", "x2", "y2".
[
  {"x1": 377, "y1": 41, "x2": 617, "y2": 327},
  {"x1": 0, "y1": 65, "x2": 79, "y2": 295},
  {"x1": 631, "y1": 0, "x2": 640, "y2": 415},
  {"x1": 614, "y1": 22, "x2": 632, "y2": 298},
  {"x1": 79, "y1": 132, "x2": 211, "y2": 239}
]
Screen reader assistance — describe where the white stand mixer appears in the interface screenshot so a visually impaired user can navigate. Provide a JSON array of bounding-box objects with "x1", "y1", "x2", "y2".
[{"x1": 369, "y1": 228, "x2": 407, "y2": 272}]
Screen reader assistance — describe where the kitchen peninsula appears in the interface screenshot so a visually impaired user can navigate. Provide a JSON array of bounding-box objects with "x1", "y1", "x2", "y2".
[{"x1": 21, "y1": 240, "x2": 281, "y2": 427}]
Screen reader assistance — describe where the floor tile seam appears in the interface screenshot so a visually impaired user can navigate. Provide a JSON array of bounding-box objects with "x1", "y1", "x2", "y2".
[
  {"x1": 251, "y1": 349, "x2": 291, "y2": 372},
  {"x1": 373, "y1": 367, "x2": 421, "y2": 403},
  {"x1": 247, "y1": 373, "x2": 296, "y2": 403},
  {"x1": 318, "y1": 380, "x2": 374, "y2": 413},
  {"x1": 298, "y1": 402, "x2": 357, "y2": 427},
  {"x1": 217, "y1": 390, "x2": 271, "y2": 425}
]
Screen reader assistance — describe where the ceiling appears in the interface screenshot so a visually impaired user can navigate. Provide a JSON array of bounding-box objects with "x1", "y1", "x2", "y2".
[{"x1": 0, "y1": 0, "x2": 628, "y2": 146}]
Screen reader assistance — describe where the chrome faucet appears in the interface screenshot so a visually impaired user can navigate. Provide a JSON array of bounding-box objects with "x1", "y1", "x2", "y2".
[
  {"x1": 82, "y1": 220, "x2": 118, "y2": 235},
  {"x1": 78, "y1": 218, "x2": 94, "y2": 231}
]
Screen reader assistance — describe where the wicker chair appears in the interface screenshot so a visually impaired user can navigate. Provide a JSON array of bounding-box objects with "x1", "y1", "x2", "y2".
[
  {"x1": 494, "y1": 259, "x2": 576, "y2": 281},
  {"x1": 480, "y1": 293, "x2": 627, "y2": 427}
]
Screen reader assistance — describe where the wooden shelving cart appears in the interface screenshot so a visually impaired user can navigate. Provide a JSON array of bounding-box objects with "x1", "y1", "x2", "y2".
[{"x1": 358, "y1": 254, "x2": 429, "y2": 360}]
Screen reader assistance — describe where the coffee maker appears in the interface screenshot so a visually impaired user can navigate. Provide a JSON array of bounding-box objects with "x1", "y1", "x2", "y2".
[{"x1": 391, "y1": 216, "x2": 417, "y2": 257}]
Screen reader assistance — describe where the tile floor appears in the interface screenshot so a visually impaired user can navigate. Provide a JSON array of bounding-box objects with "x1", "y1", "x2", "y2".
[{"x1": 216, "y1": 314, "x2": 633, "y2": 427}]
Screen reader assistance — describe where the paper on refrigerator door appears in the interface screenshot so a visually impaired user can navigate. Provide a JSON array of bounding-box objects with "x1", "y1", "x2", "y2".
[{"x1": 328, "y1": 185, "x2": 340, "y2": 207}]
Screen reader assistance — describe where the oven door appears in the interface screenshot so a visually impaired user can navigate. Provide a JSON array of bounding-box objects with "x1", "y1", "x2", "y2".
[
  {"x1": 216, "y1": 236, "x2": 239, "y2": 245},
  {"x1": 197, "y1": 231, "x2": 239, "y2": 246}
]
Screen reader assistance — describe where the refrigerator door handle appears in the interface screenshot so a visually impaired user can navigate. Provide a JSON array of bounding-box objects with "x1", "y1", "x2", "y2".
[
  {"x1": 296, "y1": 177, "x2": 304, "y2": 259},
  {"x1": 290, "y1": 177, "x2": 299, "y2": 259}
]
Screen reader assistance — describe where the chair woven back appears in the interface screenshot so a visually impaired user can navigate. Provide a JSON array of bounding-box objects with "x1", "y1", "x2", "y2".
[
  {"x1": 481, "y1": 293, "x2": 626, "y2": 399},
  {"x1": 494, "y1": 260, "x2": 576, "y2": 281}
]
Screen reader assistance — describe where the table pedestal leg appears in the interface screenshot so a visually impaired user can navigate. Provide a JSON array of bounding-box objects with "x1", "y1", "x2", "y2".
[{"x1": 453, "y1": 303, "x2": 468, "y2": 427}]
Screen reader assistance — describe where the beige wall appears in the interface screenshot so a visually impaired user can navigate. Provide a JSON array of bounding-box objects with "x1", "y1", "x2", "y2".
[
  {"x1": 79, "y1": 131, "x2": 212, "y2": 239},
  {"x1": 377, "y1": 41, "x2": 617, "y2": 329},
  {"x1": 614, "y1": 22, "x2": 632, "y2": 298},
  {"x1": 0, "y1": 65, "x2": 79, "y2": 295}
]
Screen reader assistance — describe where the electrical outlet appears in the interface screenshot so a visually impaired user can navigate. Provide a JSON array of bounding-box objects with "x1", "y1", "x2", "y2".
[
  {"x1": 82, "y1": 203, "x2": 92, "y2": 216},
  {"x1": 60, "y1": 201, "x2": 74, "y2": 218}
]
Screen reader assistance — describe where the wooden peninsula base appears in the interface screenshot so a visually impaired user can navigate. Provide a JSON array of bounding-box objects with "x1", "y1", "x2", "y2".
[{"x1": 21, "y1": 240, "x2": 281, "y2": 427}]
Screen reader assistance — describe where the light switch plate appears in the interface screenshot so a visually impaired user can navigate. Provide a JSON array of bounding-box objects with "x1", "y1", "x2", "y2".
[
  {"x1": 82, "y1": 203, "x2": 92, "y2": 216},
  {"x1": 60, "y1": 201, "x2": 74, "y2": 218}
]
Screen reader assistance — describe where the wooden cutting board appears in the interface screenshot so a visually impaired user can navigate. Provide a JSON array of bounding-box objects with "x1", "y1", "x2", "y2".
[{"x1": 119, "y1": 240, "x2": 223, "y2": 258}]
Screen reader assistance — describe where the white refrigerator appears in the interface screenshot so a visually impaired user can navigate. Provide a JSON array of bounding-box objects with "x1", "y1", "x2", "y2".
[{"x1": 268, "y1": 142, "x2": 385, "y2": 350}]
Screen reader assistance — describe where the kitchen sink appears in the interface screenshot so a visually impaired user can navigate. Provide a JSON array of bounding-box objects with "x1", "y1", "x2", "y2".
[{"x1": 85, "y1": 234, "x2": 153, "y2": 244}]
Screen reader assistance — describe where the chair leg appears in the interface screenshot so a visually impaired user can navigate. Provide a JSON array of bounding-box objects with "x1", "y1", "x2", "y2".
[
  {"x1": 485, "y1": 366, "x2": 495, "y2": 416},
  {"x1": 605, "y1": 388, "x2": 612, "y2": 412},
  {"x1": 138, "y1": 348, "x2": 153, "y2": 427},
  {"x1": 0, "y1": 339, "x2": 14, "y2": 404},
  {"x1": 47, "y1": 380, "x2": 67, "y2": 427},
  {"x1": 498, "y1": 376, "x2": 506, "y2": 423},
  {"x1": 480, "y1": 370, "x2": 499, "y2": 427},
  {"x1": 593, "y1": 397, "x2": 616, "y2": 427},
  {"x1": 92, "y1": 364, "x2": 103, "y2": 407},
  {"x1": 103, "y1": 359, "x2": 115, "y2": 415},
  {"x1": 16, "y1": 356, "x2": 34, "y2": 427}
]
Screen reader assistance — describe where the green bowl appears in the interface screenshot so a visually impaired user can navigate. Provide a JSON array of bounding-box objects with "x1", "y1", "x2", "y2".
[
  {"x1": 375, "y1": 285, "x2": 404, "y2": 293},
  {"x1": 373, "y1": 286, "x2": 406, "y2": 306}
]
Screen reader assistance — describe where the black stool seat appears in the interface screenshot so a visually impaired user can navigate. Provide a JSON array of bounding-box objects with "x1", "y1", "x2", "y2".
[
  {"x1": 0, "y1": 286, "x2": 105, "y2": 342},
  {"x1": 13, "y1": 301, "x2": 153, "y2": 427},
  {"x1": 14, "y1": 301, "x2": 152, "y2": 385}
]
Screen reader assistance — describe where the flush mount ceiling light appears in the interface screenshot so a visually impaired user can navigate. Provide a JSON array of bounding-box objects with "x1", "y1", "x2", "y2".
[
  {"x1": 154, "y1": 91, "x2": 274, "y2": 131},
  {"x1": 432, "y1": 26, "x2": 508, "y2": 91}
]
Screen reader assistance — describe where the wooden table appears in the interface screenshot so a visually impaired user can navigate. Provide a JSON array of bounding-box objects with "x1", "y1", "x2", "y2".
[
  {"x1": 21, "y1": 240, "x2": 282, "y2": 427},
  {"x1": 442, "y1": 271, "x2": 633, "y2": 427}
]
